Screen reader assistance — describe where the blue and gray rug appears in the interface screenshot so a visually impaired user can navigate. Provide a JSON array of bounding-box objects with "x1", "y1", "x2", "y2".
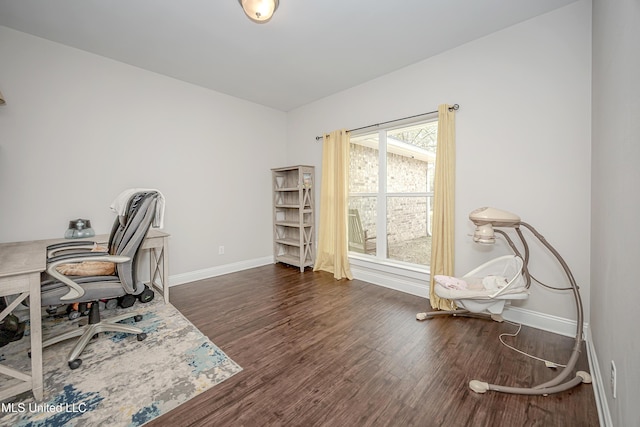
[{"x1": 0, "y1": 298, "x2": 242, "y2": 426}]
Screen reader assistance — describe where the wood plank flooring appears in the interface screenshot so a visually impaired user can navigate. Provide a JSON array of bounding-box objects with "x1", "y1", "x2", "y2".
[{"x1": 146, "y1": 264, "x2": 599, "y2": 426}]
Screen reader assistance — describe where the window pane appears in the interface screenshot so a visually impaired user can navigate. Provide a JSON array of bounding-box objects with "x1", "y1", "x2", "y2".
[
  {"x1": 387, "y1": 122, "x2": 437, "y2": 193},
  {"x1": 348, "y1": 197, "x2": 377, "y2": 256},
  {"x1": 349, "y1": 133, "x2": 379, "y2": 194},
  {"x1": 387, "y1": 150, "x2": 430, "y2": 193},
  {"x1": 386, "y1": 196, "x2": 431, "y2": 266}
]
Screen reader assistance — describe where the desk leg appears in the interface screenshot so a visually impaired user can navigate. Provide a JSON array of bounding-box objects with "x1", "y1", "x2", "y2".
[
  {"x1": 28, "y1": 272, "x2": 43, "y2": 401},
  {"x1": 149, "y1": 237, "x2": 169, "y2": 304},
  {"x1": 162, "y1": 237, "x2": 169, "y2": 304}
]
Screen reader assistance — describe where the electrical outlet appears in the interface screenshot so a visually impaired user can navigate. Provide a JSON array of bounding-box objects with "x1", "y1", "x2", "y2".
[
  {"x1": 610, "y1": 360, "x2": 617, "y2": 399},
  {"x1": 218, "y1": 246, "x2": 225, "y2": 255}
]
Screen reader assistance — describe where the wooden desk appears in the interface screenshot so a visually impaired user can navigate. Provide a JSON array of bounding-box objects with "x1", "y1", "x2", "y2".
[{"x1": 0, "y1": 228, "x2": 170, "y2": 402}]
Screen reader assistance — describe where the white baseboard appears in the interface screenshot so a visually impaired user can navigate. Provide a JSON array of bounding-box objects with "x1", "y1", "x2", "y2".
[
  {"x1": 585, "y1": 328, "x2": 613, "y2": 427},
  {"x1": 169, "y1": 256, "x2": 273, "y2": 287},
  {"x1": 350, "y1": 268, "x2": 430, "y2": 298},
  {"x1": 349, "y1": 256, "x2": 431, "y2": 298},
  {"x1": 501, "y1": 305, "x2": 588, "y2": 339}
]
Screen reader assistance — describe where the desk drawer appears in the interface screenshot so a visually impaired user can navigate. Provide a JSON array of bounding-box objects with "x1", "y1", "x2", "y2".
[
  {"x1": 0, "y1": 276, "x2": 32, "y2": 296},
  {"x1": 140, "y1": 236, "x2": 164, "y2": 250}
]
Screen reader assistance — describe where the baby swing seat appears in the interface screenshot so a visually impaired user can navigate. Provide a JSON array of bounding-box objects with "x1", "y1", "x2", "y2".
[{"x1": 433, "y1": 255, "x2": 527, "y2": 317}]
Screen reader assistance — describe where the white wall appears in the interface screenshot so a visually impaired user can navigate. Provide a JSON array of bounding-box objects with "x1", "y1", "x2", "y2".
[
  {"x1": 0, "y1": 26, "x2": 286, "y2": 278},
  {"x1": 0, "y1": 4, "x2": 593, "y2": 323},
  {"x1": 591, "y1": 0, "x2": 640, "y2": 425},
  {"x1": 287, "y1": 1, "x2": 592, "y2": 323}
]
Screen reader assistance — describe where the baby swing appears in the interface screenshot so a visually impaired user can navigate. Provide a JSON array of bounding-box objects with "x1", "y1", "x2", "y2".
[
  {"x1": 429, "y1": 254, "x2": 527, "y2": 322},
  {"x1": 417, "y1": 207, "x2": 591, "y2": 396}
]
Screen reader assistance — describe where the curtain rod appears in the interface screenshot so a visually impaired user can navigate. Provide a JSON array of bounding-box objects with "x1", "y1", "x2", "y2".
[{"x1": 315, "y1": 103, "x2": 459, "y2": 141}]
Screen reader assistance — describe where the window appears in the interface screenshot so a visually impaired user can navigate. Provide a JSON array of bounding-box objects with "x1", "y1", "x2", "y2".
[{"x1": 348, "y1": 119, "x2": 437, "y2": 267}]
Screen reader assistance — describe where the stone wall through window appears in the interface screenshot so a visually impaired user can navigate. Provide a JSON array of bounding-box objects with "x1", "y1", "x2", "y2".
[{"x1": 349, "y1": 144, "x2": 431, "y2": 245}]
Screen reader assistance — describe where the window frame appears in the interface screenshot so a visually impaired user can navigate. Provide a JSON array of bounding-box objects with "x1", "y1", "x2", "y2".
[{"x1": 349, "y1": 115, "x2": 437, "y2": 269}]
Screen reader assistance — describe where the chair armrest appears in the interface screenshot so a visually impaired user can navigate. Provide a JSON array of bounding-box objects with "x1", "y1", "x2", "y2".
[
  {"x1": 48, "y1": 251, "x2": 112, "y2": 264},
  {"x1": 47, "y1": 240, "x2": 101, "y2": 258},
  {"x1": 46, "y1": 254, "x2": 130, "y2": 301},
  {"x1": 47, "y1": 240, "x2": 97, "y2": 250},
  {"x1": 363, "y1": 231, "x2": 392, "y2": 241}
]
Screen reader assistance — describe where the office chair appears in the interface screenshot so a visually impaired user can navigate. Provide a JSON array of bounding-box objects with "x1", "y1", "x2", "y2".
[{"x1": 39, "y1": 191, "x2": 160, "y2": 369}]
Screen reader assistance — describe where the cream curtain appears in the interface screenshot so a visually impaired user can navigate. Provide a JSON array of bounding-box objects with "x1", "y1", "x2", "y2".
[
  {"x1": 313, "y1": 129, "x2": 354, "y2": 280},
  {"x1": 429, "y1": 105, "x2": 457, "y2": 310}
]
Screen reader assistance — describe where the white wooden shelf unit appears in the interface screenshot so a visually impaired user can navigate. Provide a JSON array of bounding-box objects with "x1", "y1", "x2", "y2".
[{"x1": 271, "y1": 165, "x2": 315, "y2": 272}]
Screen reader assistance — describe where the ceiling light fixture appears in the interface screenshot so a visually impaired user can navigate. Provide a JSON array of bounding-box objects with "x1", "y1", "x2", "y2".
[{"x1": 238, "y1": 0, "x2": 279, "y2": 23}]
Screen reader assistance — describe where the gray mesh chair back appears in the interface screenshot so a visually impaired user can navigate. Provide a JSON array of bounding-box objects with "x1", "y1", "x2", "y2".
[{"x1": 106, "y1": 191, "x2": 159, "y2": 294}]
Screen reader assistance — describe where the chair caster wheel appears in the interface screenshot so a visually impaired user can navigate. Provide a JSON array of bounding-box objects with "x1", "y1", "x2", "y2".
[
  {"x1": 69, "y1": 359, "x2": 82, "y2": 370},
  {"x1": 68, "y1": 310, "x2": 81, "y2": 320},
  {"x1": 119, "y1": 294, "x2": 137, "y2": 308},
  {"x1": 105, "y1": 298, "x2": 118, "y2": 310},
  {"x1": 134, "y1": 315, "x2": 143, "y2": 322},
  {"x1": 137, "y1": 333, "x2": 147, "y2": 341},
  {"x1": 137, "y1": 285, "x2": 155, "y2": 303}
]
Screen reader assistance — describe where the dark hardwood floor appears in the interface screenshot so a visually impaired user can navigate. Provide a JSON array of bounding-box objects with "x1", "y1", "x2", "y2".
[{"x1": 147, "y1": 264, "x2": 599, "y2": 427}]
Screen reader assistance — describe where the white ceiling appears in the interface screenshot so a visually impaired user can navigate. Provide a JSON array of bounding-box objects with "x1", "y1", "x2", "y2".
[{"x1": 0, "y1": 0, "x2": 577, "y2": 111}]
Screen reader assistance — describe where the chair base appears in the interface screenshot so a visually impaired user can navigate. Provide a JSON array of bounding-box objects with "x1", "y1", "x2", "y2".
[{"x1": 40, "y1": 302, "x2": 146, "y2": 369}]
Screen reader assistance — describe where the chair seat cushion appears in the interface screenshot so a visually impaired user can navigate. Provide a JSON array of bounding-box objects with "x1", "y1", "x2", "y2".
[
  {"x1": 55, "y1": 261, "x2": 116, "y2": 276},
  {"x1": 54, "y1": 244, "x2": 116, "y2": 276},
  {"x1": 41, "y1": 276, "x2": 125, "y2": 306}
]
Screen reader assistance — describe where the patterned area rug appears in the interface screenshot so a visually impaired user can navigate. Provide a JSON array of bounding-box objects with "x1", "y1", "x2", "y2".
[{"x1": 0, "y1": 298, "x2": 242, "y2": 426}]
